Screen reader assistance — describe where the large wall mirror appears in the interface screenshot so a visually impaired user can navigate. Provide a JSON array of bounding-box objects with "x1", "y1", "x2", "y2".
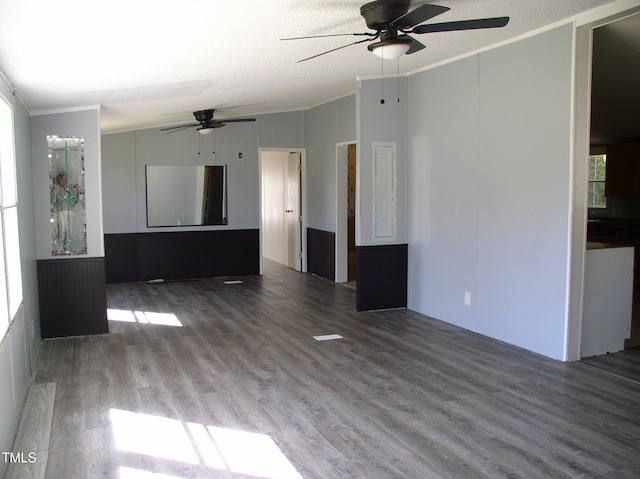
[{"x1": 145, "y1": 165, "x2": 227, "y2": 227}]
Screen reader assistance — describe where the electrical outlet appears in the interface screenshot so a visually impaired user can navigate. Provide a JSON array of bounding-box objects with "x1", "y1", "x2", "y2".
[{"x1": 464, "y1": 291, "x2": 472, "y2": 306}]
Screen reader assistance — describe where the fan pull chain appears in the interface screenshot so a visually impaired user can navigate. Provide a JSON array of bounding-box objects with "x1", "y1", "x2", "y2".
[
  {"x1": 380, "y1": 54, "x2": 385, "y2": 104},
  {"x1": 398, "y1": 57, "x2": 400, "y2": 103},
  {"x1": 397, "y1": 58, "x2": 400, "y2": 103}
]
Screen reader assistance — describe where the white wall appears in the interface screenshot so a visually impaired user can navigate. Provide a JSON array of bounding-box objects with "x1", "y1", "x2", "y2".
[
  {"x1": 306, "y1": 95, "x2": 356, "y2": 233},
  {"x1": 408, "y1": 25, "x2": 575, "y2": 360},
  {"x1": 0, "y1": 77, "x2": 41, "y2": 478},
  {"x1": 103, "y1": 104, "x2": 353, "y2": 237},
  {"x1": 357, "y1": 77, "x2": 408, "y2": 246},
  {"x1": 103, "y1": 112, "x2": 307, "y2": 234},
  {"x1": 137, "y1": 122, "x2": 260, "y2": 231},
  {"x1": 101, "y1": 132, "x2": 136, "y2": 234},
  {"x1": 476, "y1": 25, "x2": 573, "y2": 359},
  {"x1": 408, "y1": 56, "x2": 479, "y2": 331},
  {"x1": 259, "y1": 111, "x2": 306, "y2": 149}
]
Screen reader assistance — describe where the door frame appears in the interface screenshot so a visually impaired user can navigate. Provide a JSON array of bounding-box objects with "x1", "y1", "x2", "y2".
[
  {"x1": 259, "y1": 148, "x2": 307, "y2": 275},
  {"x1": 336, "y1": 141, "x2": 357, "y2": 283},
  {"x1": 568, "y1": 3, "x2": 640, "y2": 360}
]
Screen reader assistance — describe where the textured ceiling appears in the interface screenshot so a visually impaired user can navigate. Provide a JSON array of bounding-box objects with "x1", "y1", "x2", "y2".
[{"x1": 0, "y1": 0, "x2": 624, "y2": 134}]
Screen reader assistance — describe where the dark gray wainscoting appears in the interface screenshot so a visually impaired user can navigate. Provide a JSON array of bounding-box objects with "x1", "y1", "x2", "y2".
[
  {"x1": 356, "y1": 244, "x2": 408, "y2": 311},
  {"x1": 37, "y1": 257, "x2": 108, "y2": 338},
  {"x1": 307, "y1": 227, "x2": 335, "y2": 281},
  {"x1": 104, "y1": 229, "x2": 260, "y2": 283}
]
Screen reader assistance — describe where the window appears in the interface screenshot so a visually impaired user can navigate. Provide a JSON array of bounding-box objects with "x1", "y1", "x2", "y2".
[
  {"x1": 588, "y1": 154, "x2": 606, "y2": 209},
  {"x1": 0, "y1": 95, "x2": 22, "y2": 342}
]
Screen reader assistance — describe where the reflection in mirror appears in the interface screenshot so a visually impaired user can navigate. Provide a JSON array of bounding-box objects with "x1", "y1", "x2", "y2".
[
  {"x1": 48, "y1": 135, "x2": 86, "y2": 256},
  {"x1": 145, "y1": 165, "x2": 227, "y2": 227}
]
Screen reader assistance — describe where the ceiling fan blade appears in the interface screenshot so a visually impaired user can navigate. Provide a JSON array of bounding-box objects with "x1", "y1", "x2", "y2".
[
  {"x1": 392, "y1": 4, "x2": 450, "y2": 29},
  {"x1": 413, "y1": 17, "x2": 509, "y2": 34},
  {"x1": 160, "y1": 123, "x2": 198, "y2": 132},
  {"x1": 297, "y1": 35, "x2": 378, "y2": 63},
  {"x1": 400, "y1": 35, "x2": 426, "y2": 55},
  {"x1": 217, "y1": 118, "x2": 256, "y2": 123},
  {"x1": 282, "y1": 32, "x2": 374, "y2": 40}
]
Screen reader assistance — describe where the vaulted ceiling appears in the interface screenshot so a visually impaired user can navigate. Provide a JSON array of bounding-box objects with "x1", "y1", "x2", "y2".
[{"x1": 0, "y1": 0, "x2": 626, "y2": 134}]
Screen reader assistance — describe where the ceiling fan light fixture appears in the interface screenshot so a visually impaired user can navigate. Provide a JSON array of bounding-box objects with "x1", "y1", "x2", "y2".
[
  {"x1": 368, "y1": 38, "x2": 412, "y2": 60},
  {"x1": 198, "y1": 127, "x2": 214, "y2": 135}
]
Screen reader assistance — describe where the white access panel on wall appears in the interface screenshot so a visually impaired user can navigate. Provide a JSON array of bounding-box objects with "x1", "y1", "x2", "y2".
[{"x1": 373, "y1": 142, "x2": 396, "y2": 241}]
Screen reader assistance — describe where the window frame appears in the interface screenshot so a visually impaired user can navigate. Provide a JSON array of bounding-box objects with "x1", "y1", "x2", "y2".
[
  {"x1": 588, "y1": 153, "x2": 607, "y2": 209},
  {"x1": 0, "y1": 93, "x2": 23, "y2": 342}
]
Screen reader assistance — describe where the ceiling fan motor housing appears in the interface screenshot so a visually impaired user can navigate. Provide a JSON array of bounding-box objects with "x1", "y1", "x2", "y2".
[
  {"x1": 194, "y1": 109, "x2": 215, "y2": 123},
  {"x1": 360, "y1": 0, "x2": 411, "y2": 30}
]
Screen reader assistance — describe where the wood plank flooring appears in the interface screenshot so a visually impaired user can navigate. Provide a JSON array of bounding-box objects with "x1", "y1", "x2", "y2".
[
  {"x1": 32, "y1": 260, "x2": 640, "y2": 479},
  {"x1": 5, "y1": 382, "x2": 55, "y2": 479},
  {"x1": 580, "y1": 346, "x2": 640, "y2": 383}
]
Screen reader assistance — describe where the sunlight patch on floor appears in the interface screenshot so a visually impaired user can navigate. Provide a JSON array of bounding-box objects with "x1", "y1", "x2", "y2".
[
  {"x1": 111, "y1": 409, "x2": 198, "y2": 464},
  {"x1": 107, "y1": 309, "x2": 183, "y2": 327},
  {"x1": 110, "y1": 409, "x2": 303, "y2": 479}
]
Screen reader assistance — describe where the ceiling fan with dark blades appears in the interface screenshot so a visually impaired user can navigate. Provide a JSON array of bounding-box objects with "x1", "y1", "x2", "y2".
[
  {"x1": 161, "y1": 109, "x2": 256, "y2": 134},
  {"x1": 282, "y1": 1, "x2": 509, "y2": 62}
]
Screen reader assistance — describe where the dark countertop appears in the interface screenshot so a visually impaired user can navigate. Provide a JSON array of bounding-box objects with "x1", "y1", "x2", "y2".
[
  {"x1": 587, "y1": 241, "x2": 635, "y2": 250},
  {"x1": 588, "y1": 216, "x2": 640, "y2": 224}
]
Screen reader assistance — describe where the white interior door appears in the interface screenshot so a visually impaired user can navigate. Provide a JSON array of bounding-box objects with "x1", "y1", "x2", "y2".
[
  {"x1": 261, "y1": 152, "x2": 285, "y2": 264},
  {"x1": 285, "y1": 152, "x2": 302, "y2": 271},
  {"x1": 261, "y1": 150, "x2": 302, "y2": 271}
]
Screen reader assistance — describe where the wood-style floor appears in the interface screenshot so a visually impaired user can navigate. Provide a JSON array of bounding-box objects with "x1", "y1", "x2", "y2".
[{"x1": 32, "y1": 260, "x2": 640, "y2": 479}]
